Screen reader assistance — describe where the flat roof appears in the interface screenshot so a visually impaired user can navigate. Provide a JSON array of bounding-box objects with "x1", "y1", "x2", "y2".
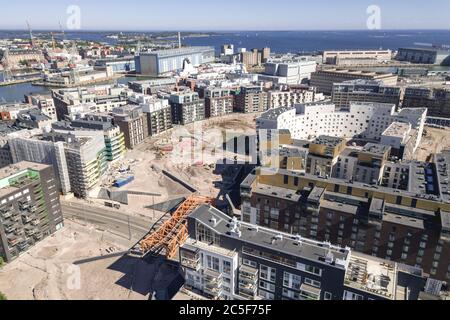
[
  {"x1": 189, "y1": 205, "x2": 351, "y2": 267},
  {"x1": 362, "y1": 143, "x2": 391, "y2": 156}
]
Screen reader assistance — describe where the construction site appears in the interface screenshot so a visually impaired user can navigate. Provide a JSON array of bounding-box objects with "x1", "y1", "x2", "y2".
[{"x1": 0, "y1": 113, "x2": 258, "y2": 300}]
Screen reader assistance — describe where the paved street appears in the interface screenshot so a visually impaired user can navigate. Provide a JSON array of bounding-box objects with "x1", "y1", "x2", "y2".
[{"x1": 61, "y1": 201, "x2": 154, "y2": 242}]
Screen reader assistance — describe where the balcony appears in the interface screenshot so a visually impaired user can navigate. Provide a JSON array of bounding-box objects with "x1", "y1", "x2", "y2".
[
  {"x1": 239, "y1": 265, "x2": 258, "y2": 282},
  {"x1": 180, "y1": 249, "x2": 201, "y2": 271}
]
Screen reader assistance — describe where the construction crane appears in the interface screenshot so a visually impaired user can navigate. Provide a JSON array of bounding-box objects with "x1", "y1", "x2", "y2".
[
  {"x1": 26, "y1": 20, "x2": 35, "y2": 48},
  {"x1": 139, "y1": 195, "x2": 213, "y2": 259},
  {"x1": 0, "y1": 48, "x2": 13, "y2": 82}
]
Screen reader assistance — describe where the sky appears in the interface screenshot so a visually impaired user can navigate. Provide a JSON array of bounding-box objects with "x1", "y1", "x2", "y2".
[{"x1": 1, "y1": 0, "x2": 450, "y2": 31}]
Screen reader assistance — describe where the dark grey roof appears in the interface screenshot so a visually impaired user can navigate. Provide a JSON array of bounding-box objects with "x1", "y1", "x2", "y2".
[{"x1": 189, "y1": 205, "x2": 350, "y2": 267}]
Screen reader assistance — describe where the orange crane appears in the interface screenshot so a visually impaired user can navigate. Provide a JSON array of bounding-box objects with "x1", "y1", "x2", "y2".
[{"x1": 139, "y1": 195, "x2": 213, "y2": 259}]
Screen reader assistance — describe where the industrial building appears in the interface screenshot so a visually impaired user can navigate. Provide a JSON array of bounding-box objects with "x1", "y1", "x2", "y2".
[
  {"x1": 260, "y1": 58, "x2": 317, "y2": 85},
  {"x1": 234, "y1": 86, "x2": 269, "y2": 114},
  {"x1": 332, "y1": 80, "x2": 402, "y2": 108},
  {"x1": 94, "y1": 56, "x2": 136, "y2": 73},
  {"x1": 402, "y1": 87, "x2": 450, "y2": 118},
  {"x1": 0, "y1": 162, "x2": 64, "y2": 262},
  {"x1": 169, "y1": 91, "x2": 206, "y2": 125},
  {"x1": 135, "y1": 47, "x2": 215, "y2": 76},
  {"x1": 396, "y1": 48, "x2": 450, "y2": 65},
  {"x1": 180, "y1": 204, "x2": 430, "y2": 300},
  {"x1": 310, "y1": 69, "x2": 398, "y2": 95},
  {"x1": 322, "y1": 50, "x2": 392, "y2": 66}
]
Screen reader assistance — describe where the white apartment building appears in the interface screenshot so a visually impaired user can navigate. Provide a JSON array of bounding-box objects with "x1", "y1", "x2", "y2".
[
  {"x1": 268, "y1": 88, "x2": 325, "y2": 109},
  {"x1": 257, "y1": 101, "x2": 427, "y2": 145}
]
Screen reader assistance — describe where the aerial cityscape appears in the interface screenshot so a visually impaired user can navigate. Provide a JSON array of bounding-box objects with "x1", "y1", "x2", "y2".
[{"x1": 1, "y1": 0, "x2": 450, "y2": 306}]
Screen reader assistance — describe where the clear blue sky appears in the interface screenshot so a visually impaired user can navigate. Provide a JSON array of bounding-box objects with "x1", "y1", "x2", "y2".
[{"x1": 1, "y1": 0, "x2": 450, "y2": 31}]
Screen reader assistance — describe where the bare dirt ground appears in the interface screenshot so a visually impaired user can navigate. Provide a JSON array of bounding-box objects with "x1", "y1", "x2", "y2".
[
  {"x1": 0, "y1": 220, "x2": 147, "y2": 300},
  {"x1": 414, "y1": 126, "x2": 450, "y2": 162},
  {"x1": 92, "y1": 113, "x2": 258, "y2": 214}
]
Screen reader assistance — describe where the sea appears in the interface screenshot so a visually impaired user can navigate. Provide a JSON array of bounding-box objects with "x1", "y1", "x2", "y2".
[{"x1": 1, "y1": 30, "x2": 450, "y2": 102}]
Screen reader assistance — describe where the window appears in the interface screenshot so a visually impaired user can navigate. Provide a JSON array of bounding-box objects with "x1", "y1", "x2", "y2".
[
  {"x1": 259, "y1": 290, "x2": 275, "y2": 300},
  {"x1": 305, "y1": 278, "x2": 321, "y2": 288},
  {"x1": 206, "y1": 255, "x2": 220, "y2": 272},
  {"x1": 223, "y1": 261, "x2": 231, "y2": 275},
  {"x1": 324, "y1": 292, "x2": 332, "y2": 300},
  {"x1": 259, "y1": 281, "x2": 275, "y2": 293},
  {"x1": 283, "y1": 272, "x2": 301, "y2": 291},
  {"x1": 343, "y1": 290, "x2": 364, "y2": 300},
  {"x1": 284, "y1": 175, "x2": 289, "y2": 185},
  {"x1": 260, "y1": 265, "x2": 276, "y2": 283}
]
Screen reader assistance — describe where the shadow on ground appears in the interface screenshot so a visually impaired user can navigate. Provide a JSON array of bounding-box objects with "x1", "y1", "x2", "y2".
[{"x1": 107, "y1": 254, "x2": 185, "y2": 300}]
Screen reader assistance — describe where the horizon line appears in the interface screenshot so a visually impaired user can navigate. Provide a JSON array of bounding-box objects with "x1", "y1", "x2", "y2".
[{"x1": 1, "y1": 28, "x2": 450, "y2": 33}]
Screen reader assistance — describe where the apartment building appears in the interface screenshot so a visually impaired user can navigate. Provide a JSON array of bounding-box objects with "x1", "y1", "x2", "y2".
[
  {"x1": 204, "y1": 88, "x2": 234, "y2": 118},
  {"x1": 112, "y1": 105, "x2": 149, "y2": 149},
  {"x1": 268, "y1": 86, "x2": 325, "y2": 109},
  {"x1": 70, "y1": 114, "x2": 126, "y2": 162},
  {"x1": 332, "y1": 80, "x2": 402, "y2": 108},
  {"x1": 234, "y1": 86, "x2": 269, "y2": 114},
  {"x1": 25, "y1": 93, "x2": 58, "y2": 121},
  {"x1": 240, "y1": 148, "x2": 450, "y2": 280},
  {"x1": 140, "y1": 98, "x2": 173, "y2": 136},
  {"x1": 403, "y1": 87, "x2": 450, "y2": 118},
  {"x1": 169, "y1": 91, "x2": 206, "y2": 125},
  {"x1": 0, "y1": 162, "x2": 64, "y2": 262},
  {"x1": 180, "y1": 204, "x2": 428, "y2": 300},
  {"x1": 310, "y1": 69, "x2": 398, "y2": 95},
  {"x1": 256, "y1": 101, "x2": 427, "y2": 148},
  {"x1": 52, "y1": 85, "x2": 131, "y2": 120},
  {"x1": 8, "y1": 129, "x2": 107, "y2": 198}
]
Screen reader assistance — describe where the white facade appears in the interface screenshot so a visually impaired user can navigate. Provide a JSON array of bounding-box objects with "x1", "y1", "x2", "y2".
[
  {"x1": 257, "y1": 101, "x2": 427, "y2": 144},
  {"x1": 182, "y1": 238, "x2": 239, "y2": 300},
  {"x1": 263, "y1": 60, "x2": 317, "y2": 85},
  {"x1": 268, "y1": 89, "x2": 325, "y2": 109}
]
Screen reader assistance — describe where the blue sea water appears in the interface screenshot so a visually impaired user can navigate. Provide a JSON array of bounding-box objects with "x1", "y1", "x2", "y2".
[
  {"x1": 1, "y1": 30, "x2": 450, "y2": 53},
  {"x1": 1, "y1": 30, "x2": 450, "y2": 102}
]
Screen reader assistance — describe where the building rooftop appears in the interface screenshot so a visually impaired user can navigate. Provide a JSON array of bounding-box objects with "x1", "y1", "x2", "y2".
[
  {"x1": 312, "y1": 136, "x2": 345, "y2": 148},
  {"x1": 345, "y1": 252, "x2": 398, "y2": 300},
  {"x1": 189, "y1": 204, "x2": 351, "y2": 268},
  {"x1": 140, "y1": 46, "x2": 214, "y2": 58},
  {"x1": 362, "y1": 143, "x2": 391, "y2": 156},
  {"x1": 382, "y1": 122, "x2": 411, "y2": 139}
]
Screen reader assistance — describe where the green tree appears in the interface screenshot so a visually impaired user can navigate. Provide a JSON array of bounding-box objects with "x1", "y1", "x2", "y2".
[
  {"x1": 0, "y1": 291, "x2": 6, "y2": 300},
  {"x1": 0, "y1": 256, "x2": 4, "y2": 267}
]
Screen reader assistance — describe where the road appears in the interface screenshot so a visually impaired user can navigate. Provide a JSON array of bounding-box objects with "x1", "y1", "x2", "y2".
[{"x1": 61, "y1": 201, "x2": 154, "y2": 242}]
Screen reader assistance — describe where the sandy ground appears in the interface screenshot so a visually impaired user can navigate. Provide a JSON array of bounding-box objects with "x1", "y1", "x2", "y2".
[
  {"x1": 91, "y1": 113, "x2": 258, "y2": 214},
  {"x1": 414, "y1": 126, "x2": 450, "y2": 162},
  {"x1": 0, "y1": 220, "x2": 147, "y2": 300}
]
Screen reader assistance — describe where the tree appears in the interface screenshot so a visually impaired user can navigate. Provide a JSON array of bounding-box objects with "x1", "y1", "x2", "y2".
[
  {"x1": 0, "y1": 256, "x2": 4, "y2": 267},
  {"x1": 0, "y1": 291, "x2": 6, "y2": 300}
]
